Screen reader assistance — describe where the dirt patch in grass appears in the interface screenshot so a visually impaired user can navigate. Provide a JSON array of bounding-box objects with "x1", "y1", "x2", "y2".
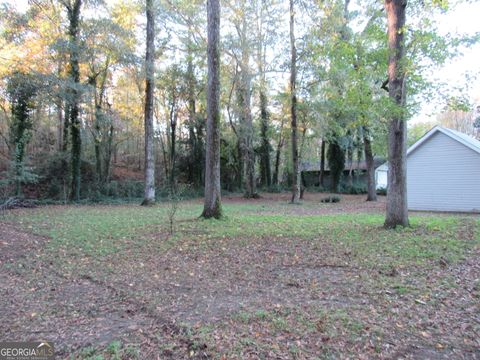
[
  {"x1": 106, "y1": 235, "x2": 364, "y2": 324},
  {"x1": 0, "y1": 225, "x2": 160, "y2": 356},
  {"x1": 0, "y1": 223, "x2": 49, "y2": 264}
]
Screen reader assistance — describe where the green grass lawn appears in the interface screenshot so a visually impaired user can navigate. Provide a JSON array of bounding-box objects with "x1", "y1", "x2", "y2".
[
  {"x1": 2, "y1": 200, "x2": 479, "y2": 359},
  {"x1": 9, "y1": 202, "x2": 478, "y2": 267}
]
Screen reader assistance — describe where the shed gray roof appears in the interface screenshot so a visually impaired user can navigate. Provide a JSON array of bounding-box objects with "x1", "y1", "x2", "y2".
[
  {"x1": 376, "y1": 126, "x2": 480, "y2": 171},
  {"x1": 407, "y1": 126, "x2": 480, "y2": 156},
  {"x1": 439, "y1": 127, "x2": 480, "y2": 154}
]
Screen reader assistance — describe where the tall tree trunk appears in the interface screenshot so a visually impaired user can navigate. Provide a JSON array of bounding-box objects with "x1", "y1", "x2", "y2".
[
  {"x1": 159, "y1": 130, "x2": 169, "y2": 184},
  {"x1": 273, "y1": 141, "x2": 282, "y2": 186},
  {"x1": 347, "y1": 145, "x2": 353, "y2": 188},
  {"x1": 103, "y1": 122, "x2": 114, "y2": 182},
  {"x1": 239, "y1": 69, "x2": 257, "y2": 198},
  {"x1": 88, "y1": 75, "x2": 102, "y2": 184},
  {"x1": 363, "y1": 127, "x2": 377, "y2": 201},
  {"x1": 56, "y1": 61, "x2": 64, "y2": 151},
  {"x1": 62, "y1": 51, "x2": 70, "y2": 153},
  {"x1": 327, "y1": 140, "x2": 345, "y2": 193},
  {"x1": 236, "y1": 139, "x2": 243, "y2": 190},
  {"x1": 196, "y1": 121, "x2": 205, "y2": 186},
  {"x1": 94, "y1": 107, "x2": 102, "y2": 181},
  {"x1": 272, "y1": 116, "x2": 285, "y2": 186},
  {"x1": 186, "y1": 36, "x2": 198, "y2": 186},
  {"x1": 384, "y1": 0, "x2": 408, "y2": 228},
  {"x1": 56, "y1": 98, "x2": 63, "y2": 151},
  {"x1": 256, "y1": 3, "x2": 271, "y2": 189},
  {"x1": 202, "y1": 0, "x2": 222, "y2": 218},
  {"x1": 66, "y1": 0, "x2": 82, "y2": 202},
  {"x1": 170, "y1": 109, "x2": 177, "y2": 188},
  {"x1": 93, "y1": 68, "x2": 108, "y2": 184},
  {"x1": 299, "y1": 127, "x2": 307, "y2": 200},
  {"x1": 319, "y1": 139, "x2": 325, "y2": 187},
  {"x1": 237, "y1": 8, "x2": 257, "y2": 199},
  {"x1": 137, "y1": 137, "x2": 141, "y2": 170},
  {"x1": 63, "y1": 105, "x2": 70, "y2": 152},
  {"x1": 8, "y1": 74, "x2": 36, "y2": 196},
  {"x1": 141, "y1": 0, "x2": 156, "y2": 205},
  {"x1": 356, "y1": 129, "x2": 362, "y2": 183},
  {"x1": 289, "y1": 0, "x2": 300, "y2": 203},
  {"x1": 259, "y1": 89, "x2": 271, "y2": 187}
]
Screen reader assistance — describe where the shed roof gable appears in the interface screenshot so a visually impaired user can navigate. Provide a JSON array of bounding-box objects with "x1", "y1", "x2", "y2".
[
  {"x1": 407, "y1": 126, "x2": 480, "y2": 156},
  {"x1": 375, "y1": 126, "x2": 480, "y2": 171}
]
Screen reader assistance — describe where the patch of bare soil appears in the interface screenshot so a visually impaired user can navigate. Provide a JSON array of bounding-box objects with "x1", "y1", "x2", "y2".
[
  {"x1": 106, "y1": 236, "x2": 364, "y2": 324},
  {"x1": 0, "y1": 223, "x2": 46, "y2": 264},
  {"x1": 0, "y1": 224, "x2": 159, "y2": 356},
  {"x1": 381, "y1": 247, "x2": 480, "y2": 359}
]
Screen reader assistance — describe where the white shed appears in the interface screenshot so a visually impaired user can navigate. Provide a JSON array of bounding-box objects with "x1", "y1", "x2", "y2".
[
  {"x1": 376, "y1": 126, "x2": 480, "y2": 212},
  {"x1": 375, "y1": 163, "x2": 388, "y2": 190}
]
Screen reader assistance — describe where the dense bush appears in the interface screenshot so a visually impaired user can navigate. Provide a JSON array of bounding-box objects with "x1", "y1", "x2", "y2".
[
  {"x1": 264, "y1": 184, "x2": 287, "y2": 193},
  {"x1": 320, "y1": 195, "x2": 341, "y2": 203},
  {"x1": 31, "y1": 152, "x2": 146, "y2": 201},
  {"x1": 340, "y1": 183, "x2": 367, "y2": 195},
  {"x1": 33, "y1": 152, "x2": 96, "y2": 200},
  {"x1": 377, "y1": 187, "x2": 387, "y2": 196},
  {"x1": 107, "y1": 180, "x2": 144, "y2": 198}
]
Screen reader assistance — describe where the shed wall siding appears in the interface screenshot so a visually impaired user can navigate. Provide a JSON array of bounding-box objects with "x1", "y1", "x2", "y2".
[
  {"x1": 375, "y1": 170, "x2": 388, "y2": 190},
  {"x1": 407, "y1": 131, "x2": 480, "y2": 212}
]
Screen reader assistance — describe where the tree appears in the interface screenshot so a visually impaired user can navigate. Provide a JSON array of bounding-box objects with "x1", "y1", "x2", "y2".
[
  {"x1": 255, "y1": 0, "x2": 275, "y2": 188},
  {"x1": 289, "y1": 0, "x2": 300, "y2": 203},
  {"x1": 0, "y1": 0, "x2": 473, "y2": 204},
  {"x1": 319, "y1": 139, "x2": 326, "y2": 187},
  {"x1": 363, "y1": 127, "x2": 377, "y2": 201},
  {"x1": 407, "y1": 121, "x2": 434, "y2": 147},
  {"x1": 61, "y1": 0, "x2": 83, "y2": 201},
  {"x1": 224, "y1": 0, "x2": 258, "y2": 198},
  {"x1": 141, "y1": 0, "x2": 156, "y2": 205},
  {"x1": 186, "y1": 34, "x2": 203, "y2": 187},
  {"x1": 83, "y1": 15, "x2": 136, "y2": 184},
  {"x1": 156, "y1": 64, "x2": 186, "y2": 188},
  {"x1": 327, "y1": 139, "x2": 345, "y2": 193},
  {"x1": 272, "y1": 109, "x2": 287, "y2": 186},
  {"x1": 384, "y1": 0, "x2": 409, "y2": 228},
  {"x1": 162, "y1": 0, "x2": 207, "y2": 189},
  {"x1": 6, "y1": 72, "x2": 39, "y2": 196},
  {"x1": 201, "y1": 0, "x2": 222, "y2": 218},
  {"x1": 437, "y1": 98, "x2": 479, "y2": 139}
]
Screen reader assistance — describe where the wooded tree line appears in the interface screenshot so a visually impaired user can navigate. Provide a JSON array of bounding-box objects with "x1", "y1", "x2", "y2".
[{"x1": 0, "y1": 0, "x2": 477, "y2": 226}]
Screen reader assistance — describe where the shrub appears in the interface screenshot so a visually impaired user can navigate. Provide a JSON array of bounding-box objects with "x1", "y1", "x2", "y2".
[
  {"x1": 266, "y1": 184, "x2": 285, "y2": 193},
  {"x1": 377, "y1": 187, "x2": 387, "y2": 196},
  {"x1": 341, "y1": 183, "x2": 367, "y2": 195},
  {"x1": 104, "y1": 180, "x2": 119, "y2": 197},
  {"x1": 35, "y1": 152, "x2": 69, "y2": 200},
  {"x1": 1, "y1": 160, "x2": 39, "y2": 197},
  {"x1": 119, "y1": 180, "x2": 144, "y2": 198},
  {"x1": 320, "y1": 195, "x2": 341, "y2": 203}
]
